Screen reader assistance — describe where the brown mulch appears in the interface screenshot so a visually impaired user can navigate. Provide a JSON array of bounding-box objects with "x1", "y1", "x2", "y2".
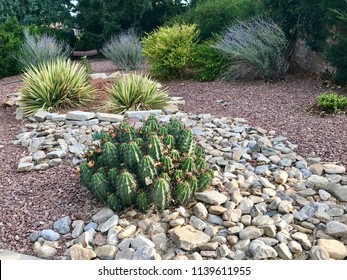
[{"x1": 0, "y1": 59, "x2": 346, "y2": 257}]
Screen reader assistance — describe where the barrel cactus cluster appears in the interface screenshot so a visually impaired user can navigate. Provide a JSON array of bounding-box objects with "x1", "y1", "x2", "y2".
[{"x1": 77, "y1": 116, "x2": 213, "y2": 212}]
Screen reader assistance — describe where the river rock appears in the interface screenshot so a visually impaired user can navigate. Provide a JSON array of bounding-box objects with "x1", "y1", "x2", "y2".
[
  {"x1": 92, "y1": 208, "x2": 114, "y2": 224},
  {"x1": 195, "y1": 191, "x2": 229, "y2": 205},
  {"x1": 94, "y1": 245, "x2": 118, "y2": 260},
  {"x1": 68, "y1": 244, "x2": 96, "y2": 260},
  {"x1": 317, "y1": 239, "x2": 347, "y2": 260},
  {"x1": 325, "y1": 221, "x2": 347, "y2": 238},
  {"x1": 323, "y1": 164, "x2": 346, "y2": 174},
  {"x1": 170, "y1": 225, "x2": 210, "y2": 251},
  {"x1": 53, "y1": 216, "x2": 71, "y2": 235}
]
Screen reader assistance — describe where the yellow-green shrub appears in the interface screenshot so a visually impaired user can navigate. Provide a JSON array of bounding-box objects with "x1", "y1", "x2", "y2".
[{"x1": 142, "y1": 24, "x2": 199, "y2": 79}]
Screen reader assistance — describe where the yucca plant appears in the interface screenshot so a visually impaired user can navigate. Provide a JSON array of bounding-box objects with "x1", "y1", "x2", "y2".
[
  {"x1": 17, "y1": 29, "x2": 71, "y2": 70},
  {"x1": 78, "y1": 116, "x2": 213, "y2": 213},
  {"x1": 101, "y1": 29, "x2": 143, "y2": 72},
  {"x1": 20, "y1": 59, "x2": 96, "y2": 116},
  {"x1": 103, "y1": 73, "x2": 170, "y2": 114}
]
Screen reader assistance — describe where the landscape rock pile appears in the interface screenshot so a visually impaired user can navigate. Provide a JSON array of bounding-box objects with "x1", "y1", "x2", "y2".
[{"x1": 13, "y1": 107, "x2": 347, "y2": 260}]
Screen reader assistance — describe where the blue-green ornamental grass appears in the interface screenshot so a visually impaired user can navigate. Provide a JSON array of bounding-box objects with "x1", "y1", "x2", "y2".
[{"x1": 318, "y1": 92, "x2": 347, "y2": 112}]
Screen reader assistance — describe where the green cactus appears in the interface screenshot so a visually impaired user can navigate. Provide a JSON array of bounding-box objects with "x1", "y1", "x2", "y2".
[
  {"x1": 115, "y1": 122, "x2": 136, "y2": 143},
  {"x1": 168, "y1": 118, "x2": 183, "y2": 137},
  {"x1": 170, "y1": 149, "x2": 180, "y2": 161},
  {"x1": 157, "y1": 126, "x2": 168, "y2": 137},
  {"x1": 175, "y1": 182, "x2": 191, "y2": 205},
  {"x1": 151, "y1": 178, "x2": 170, "y2": 210},
  {"x1": 181, "y1": 156, "x2": 195, "y2": 173},
  {"x1": 195, "y1": 146, "x2": 205, "y2": 159},
  {"x1": 136, "y1": 192, "x2": 149, "y2": 212},
  {"x1": 196, "y1": 158, "x2": 207, "y2": 172},
  {"x1": 188, "y1": 176, "x2": 198, "y2": 194},
  {"x1": 173, "y1": 169, "x2": 184, "y2": 182},
  {"x1": 162, "y1": 155, "x2": 174, "y2": 172},
  {"x1": 124, "y1": 142, "x2": 142, "y2": 172},
  {"x1": 163, "y1": 134, "x2": 175, "y2": 150},
  {"x1": 138, "y1": 155, "x2": 157, "y2": 186},
  {"x1": 144, "y1": 115, "x2": 159, "y2": 132},
  {"x1": 91, "y1": 172, "x2": 109, "y2": 201},
  {"x1": 161, "y1": 172, "x2": 171, "y2": 182},
  {"x1": 117, "y1": 171, "x2": 137, "y2": 207},
  {"x1": 178, "y1": 129, "x2": 196, "y2": 155},
  {"x1": 100, "y1": 141, "x2": 119, "y2": 168},
  {"x1": 80, "y1": 163, "x2": 93, "y2": 191},
  {"x1": 197, "y1": 171, "x2": 213, "y2": 192},
  {"x1": 148, "y1": 133, "x2": 163, "y2": 161},
  {"x1": 107, "y1": 193, "x2": 123, "y2": 212},
  {"x1": 108, "y1": 167, "x2": 119, "y2": 191}
]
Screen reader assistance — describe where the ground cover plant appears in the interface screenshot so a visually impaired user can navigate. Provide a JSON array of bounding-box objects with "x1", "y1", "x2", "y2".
[
  {"x1": 78, "y1": 116, "x2": 213, "y2": 212},
  {"x1": 318, "y1": 92, "x2": 347, "y2": 112},
  {"x1": 20, "y1": 59, "x2": 96, "y2": 116}
]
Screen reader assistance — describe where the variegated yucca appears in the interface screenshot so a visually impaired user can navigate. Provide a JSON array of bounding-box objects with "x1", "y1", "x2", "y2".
[{"x1": 20, "y1": 59, "x2": 96, "y2": 116}]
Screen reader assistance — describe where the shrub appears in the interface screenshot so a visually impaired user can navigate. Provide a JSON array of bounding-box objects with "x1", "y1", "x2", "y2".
[
  {"x1": 78, "y1": 116, "x2": 213, "y2": 212},
  {"x1": 104, "y1": 73, "x2": 170, "y2": 114},
  {"x1": 0, "y1": 17, "x2": 23, "y2": 78},
  {"x1": 142, "y1": 24, "x2": 199, "y2": 79},
  {"x1": 213, "y1": 17, "x2": 289, "y2": 81},
  {"x1": 17, "y1": 30, "x2": 71, "y2": 70},
  {"x1": 20, "y1": 59, "x2": 96, "y2": 116},
  {"x1": 317, "y1": 92, "x2": 347, "y2": 112},
  {"x1": 191, "y1": 42, "x2": 226, "y2": 81},
  {"x1": 101, "y1": 29, "x2": 143, "y2": 72}
]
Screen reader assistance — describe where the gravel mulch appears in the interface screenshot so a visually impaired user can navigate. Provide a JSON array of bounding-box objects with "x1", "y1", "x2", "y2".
[{"x1": 0, "y1": 59, "x2": 346, "y2": 256}]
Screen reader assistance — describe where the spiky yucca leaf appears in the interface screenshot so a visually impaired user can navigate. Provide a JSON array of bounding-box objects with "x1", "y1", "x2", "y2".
[{"x1": 20, "y1": 59, "x2": 95, "y2": 116}]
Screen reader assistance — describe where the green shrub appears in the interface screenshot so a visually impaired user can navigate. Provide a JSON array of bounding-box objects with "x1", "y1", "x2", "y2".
[
  {"x1": 191, "y1": 42, "x2": 226, "y2": 81},
  {"x1": 171, "y1": 0, "x2": 264, "y2": 41},
  {"x1": 142, "y1": 24, "x2": 199, "y2": 79},
  {"x1": 213, "y1": 17, "x2": 289, "y2": 81},
  {"x1": 0, "y1": 17, "x2": 23, "y2": 78},
  {"x1": 78, "y1": 116, "x2": 213, "y2": 212},
  {"x1": 80, "y1": 55, "x2": 93, "y2": 75},
  {"x1": 17, "y1": 29, "x2": 71, "y2": 70},
  {"x1": 104, "y1": 73, "x2": 170, "y2": 114},
  {"x1": 101, "y1": 29, "x2": 143, "y2": 72},
  {"x1": 317, "y1": 92, "x2": 347, "y2": 112},
  {"x1": 20, "y1": 59, "x2": 96, "y2": 116}
]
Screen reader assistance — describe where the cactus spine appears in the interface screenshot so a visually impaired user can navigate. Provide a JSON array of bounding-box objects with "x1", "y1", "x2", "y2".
[
  {"x1": 91, "y1": 172, "x2": 109, "y2": 201},
  {"x1": 179, "y1": 129, "x2": 196, "y2": 155},
  {"x1": 138, "y1": 155, "x2": 157, "y2": 186},
  {"x1": 151, "y1": 178, "x2": 170, "y2": 210},
  {"x1": 107, "y1": 193, "x2": 123, "y2": 212},
  {"x1": 148, "y1": 134, "x2": 164, "y2": 161},
  {"x1": 124, "y1": 142, "x2": 142, "y2": 172},
  {"x1": 117, "y1": 172, "x2": 137, "y2": 206},
  {"x1": 136, "y1": 192, "x2": 149, "y2": 212},
  {"x1": 181, "y1": 156, "x2": 195, "y2": 173},
  {"x1": 108, "y1": 168, "x2": 119, "y2": 192},
  {"x1": 80, "y1": 163, "x2": 93, "y2": 191},
  {"x1": 162, "y1": 155, "x2": 174, "y2": 172},
  {"x1": 100, "y1": 141, "x2": 118, "y2": 168},
  {"x1": 175, "y1": 182, "x2": 191, "y2": 205},
  {"x1": 164, "y1": 134, "x2": 175, "y2": 150},
  {"x1": 197, "y1": 171, "x2": 213, "y2": 192}
]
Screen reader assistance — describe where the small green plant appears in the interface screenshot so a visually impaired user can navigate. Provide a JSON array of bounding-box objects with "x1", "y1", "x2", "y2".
[
  {"x1": 101, "y1": 29, "x2": 143, "y2": 72},
  {"x1": 20, "y1": 59, "x2": 96, "y2": 116},
  {"x1": 17, "y1": 29, "x2": 71, "y2": 70},
  {"x1": 142, "y1": 24, "x2": 199, "y2": 79},
  {"x1": 78, "y1": 116, "x2": 213, "y2": 212},
  {"x1": 103, "y1": 73, "x2": 170, "y2": 114},
  {"x1": 191, "y1": 42, "x2": 226, "y2": 81},
  {"x1": 317, "y1": 92, "x2": 347, "y2": 112},
  {"x1": 213, "y1": 17, "x2": 289, "y2": 81},
  {"x1": 80, "y1": 55, "x2": 92, "y2": 75}
]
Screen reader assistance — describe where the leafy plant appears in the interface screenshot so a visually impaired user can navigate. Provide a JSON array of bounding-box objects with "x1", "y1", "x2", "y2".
[
  {"x1": 317, "y1": 92, "x2": 347, "y2": 112},
  {"x1": 17, "y1": 29, "x2": 71, "y2": 70},
  {"x1": 142, "y1": 24, "x2": 199, "y2": 79},
  {"x1": 213, "y1": 17, "x2": 289, "y2": 81},
  {"x1": 191, "y1": 42, "x2": 226, "y2": 81},
  {"x1": 103, "y1": 73, "x2": 170, "y2": 114},
  {"x1": 101, "y1": 29, "x2": 143, "y2": 72},
  {"x1": 20, "y1": 59, "x2": 96, "y2": 116},
  {"x1": 78, "y1": 116, "x2": 213, "y2": 212},
  {"x1": 0, "y1": 17, "x2": 23, "y2": 78},
  {"x1": 80, "y1": 55, "x2": 92, "y2": 75}
]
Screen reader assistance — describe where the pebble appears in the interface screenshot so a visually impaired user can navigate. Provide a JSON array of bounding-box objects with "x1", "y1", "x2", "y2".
[{"x1": 118, "y1": 225, "x2": 137, "y2": 239}]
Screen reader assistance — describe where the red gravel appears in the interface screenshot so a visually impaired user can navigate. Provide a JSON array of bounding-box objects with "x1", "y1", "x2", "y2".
[{"x1": 0, "y1": 59, "x2": 346, "y2": 256}]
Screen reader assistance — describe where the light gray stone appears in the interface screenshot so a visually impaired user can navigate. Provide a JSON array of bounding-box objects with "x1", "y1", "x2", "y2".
[
  {"x1": 249, "y1": 241, "x2": 278, "y2": 259},
  {"x1": 170, "y1": 225, "x2": 210, "y2": 251},
  {"x1": 40, "y1": 229, "x2": 60, "y2": 241},
  {"x1": 323, "y1": 164, "x2": 346, "y2": 174},
  {"x1": 317, "y1": 239, "x2": 347, "y2": 260},
  {"x1": 238, "y1": 199, "x2": 254, "y2": 214},
  {"x1": 51, "y1": 114, "x2": 66, "y2": 122},
  {"x1": 189, "y1": 215, "x2": 207, "y2": 230},
  {"x1": 71, "y1": 220, "x2": 84, "y2": 239},
  {"x1": 131, "y1": 235, "x2": 155, "y2": 250},
  {"x1": 94, "y1": 245, "x2": 118, "y2": 260},
  {"x1": 124, "y1": 110, "x2": 162, "y2": 120},
  {"x1": 195, "y1": 191, "x2": 228, "y2": 205},
  {"x1": 275, "y1": 242, "x2": 293, "y2": 260},
  {"x1": 18, "y1": 162, "x2": 34, "y2": 172},
  {"x1": 33, "y1": 243, "x2": 57, "y2": 258},
  {"x1": 291, "y1": 232, "x2": 312, "y2": 250},
  {"x1": 53, "y1": 216, "x2": 71, "y2": 235},
  {"x1": 34, "y1": 110, "x2": 51, "y2": 122},
  {"x1": 318, "y1": 189, "x2": 331, "y2": 201},
  {"x1": 207, "y1": 214, "x2": 224, "y2": 225},
  {"x1": 193, "y1": 202, "x2": 208, "y2": 220},
  {"x1": 96, "y1": 112, "x2": 124, "y2": 122},
  {"x1": 288, "y1": 241, "x2": 302, "y2": 253},
  {"x1": 68, "y1": 143, "x2": 85, "y2": 155},
  {"x1": 239, "y1": 226, "x2": 264, "y2": 240},
  {"x1": 306, "y1": 175, "x2": 329, "y2": 189},
  {"x1": 132, "y1": 245, "x2": 156, "y2": 260},
  {"x1": 32, "y1": 151, "x2": 46, "y2": 161},
  {"x1": 274, "y1": 170, "x2": 288, "y2": 184},
  {"x1": 92, "y1": 208, "x2": 114, "y2": 224},
  {"x1": 98, "y1": 215, "x2": 119, "y2": 233},
  {"x1": 48, "y1": 158, "x2": 62, "y2": 167},
  {"x1": 259, "y1": 177, "x2": 276, "y2": 189},
  {"x1": 325, "y1": 221, "x2": 347, "y2": 238},
  {"x1": 309, "y1": 246, "x2": 330, "y2": 260},
  {"x1": 115, "y1": 248, "x2": 135, "y2": 260},
  {"x1": 118, "y1": 225, "x2": 137, "y2": 239},
  {"x1": 46, "y1": 150, "x2": 66, "y2": 159},
  {"x1": 331, "y1": 185, "x2": 347, "y2": 201},
  {"x1": 278, "y1": 201, "x2": 293, "y2": 214},
  {"x1": 66, "y1": 111, "x2": 96, "y2": 121},
  {"x1": 68, "y1": 244, "x2": 96, "y2": 260}
]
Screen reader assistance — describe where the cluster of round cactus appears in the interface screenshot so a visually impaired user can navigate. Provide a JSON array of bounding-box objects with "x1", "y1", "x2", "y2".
[{"x1": 77, "y1": 116, "x2": 213, "y2": 213}]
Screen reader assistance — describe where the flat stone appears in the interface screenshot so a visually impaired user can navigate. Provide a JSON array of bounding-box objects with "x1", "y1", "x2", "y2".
[
  {"x1": 18, "y1": 162, "x2": 34, "y2": 172},
  {"x1": 151, "y1": 233, "x2": 167, "y2": 249},
  {"x1": 48, "y1": 158, "x2": 62, "y2": 167},
  {"x1": 90, "y1": 73, "x2": 108, "y2": 79},
  {"x1": 291, "y1": 232, "x2": 312, "y2": 250},
  {"x1": 19, "y1": 156, "x2": 33, "y2": 163},
  {"x1": 325, "y1": 221, "x2": 347, "y2": 238},
  {"x1": 318, "y1": 189, "x2": 331, "y2": 201},
  {"x1": 32, "y1": 151, "x2": 46, "y2": 161},
  {"x1": 331, "y1": 185, "x2": 347, "y2": 201},
  {"x1": 65, "y1": 119, "x2": 99, "y2": 126},
  {"x1": 34, "y1": 110, "x2": 51, "y2": 122},
  {"x1": 259, "y1": 177, "x2": 276, "y2": 189},
  {"x1": 46, "y1": 150, "x2": 66, "y2": 159},
  {"x1": 317, "y1": 239, "x2": 347, "y2": 260},
  {"x1": 309, "y1": 246, "x2": 330, "y2": 260},
  {"x1": 118, "y1": 225, "x2": 137, "y2": 239},
  {"x1": 208, "y1": 205, "x2": 227, "y2": 215},
  {"x1": 53, "y1": 216, "x2": 71, "y2": 235},
  {"x1": 170, "y1": 225, "x2": 210, "y2": 251},
  {"x1": 193, "y1": 202, "x2": 208, "y2": 220},
  {"x1": 115, "y1": 248, "x2": 135, "y2": 260},
  {"x1": 34, "y1": 163, "x2": 49, "y2": 171},
  {"x1": 309, "y1": 163, "x2": 324, "y2": 175},
  {"x1": 96, "y1": 112, "x2": 124, "y2": 122},
  {"x1": 71, "y1": 220, "x2": 84, "y2": 239},
  {"x1": 66, "y1": 111, "x2": 96, "y2": 121},
  {"x1": 239, "y1": 226, "x2": 264, "y2": 240},
  {"x1": 131, "y1": 235, "x2": 155, "y2": 250},
  {"x1": 68, "y1": 244, "x2": 96, "y2": 260},
  {"x1": 323, "y1": 164, "x2": 346, "y2": 174},
  {"x1": 40, "y1": 229, "x2": 60, "y2": 241},
  {"x1": 195, "y1": 191, "x2": 228, "y2": 205},
  {"x1": 92, "y1": 208, "x2": 114, "y2": 224},
  {"x1": 189, "y1": 216, "x2": 207, "y2": 230},
  {"x1": 68, "y1": 143, "x2": 85, "y2": 155},
  {"x1": 98, "y1": 215, "x2": 119, "y2": 233},
  {"x1": 94, "y1": 245, "x2": 118, "y2": 260},
  {"x1": 132, "y1": 245, "x2": 156, "y2": 260},
  {"x1": 275, "y1": 242, "x2": 292, "y2": 260},
  {"x1": 306, "y1": 175, "x2": 329, "y2": 190},
  {"x1": 51, "y1": 114, "x2": 66, "y2": 121},
  {"x1": 124, "y1": 110, "x2": 162, "y2": 120}
]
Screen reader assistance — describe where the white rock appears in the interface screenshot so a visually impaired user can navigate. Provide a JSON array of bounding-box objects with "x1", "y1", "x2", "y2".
[
  {"x1": 317, "y1": 239, "x2": 347, "y2": 260},
  {"x1": 323, "y1": 164, "x2": 346, "y2": 174},
  {"x1": 195, "y1": 191, "x2": 229, "y2": 205}
]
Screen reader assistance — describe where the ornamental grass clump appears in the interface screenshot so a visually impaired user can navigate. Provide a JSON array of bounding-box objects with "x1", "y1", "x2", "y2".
[
  {"x1": 20, "y1": 59, "x2": 96, "y2": 116},
  {"x1": 318, "y1": 92, "x2": 347, "y2": 112},
  {"x1": 103, "y1": 73, "x2": 170, "y2": 114},
  {"x1": 77, "y1": 116, "x2": 213, "y2": 212},
  {"x1": 101, "y1": 29, "x2": 143, "y2": 72},
  {"x1": 213, "y1": 17, "x2": 289, "y2": 81},
  {"x1": 17, "y1": 29, "x2": 71, "y2": 70}
]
